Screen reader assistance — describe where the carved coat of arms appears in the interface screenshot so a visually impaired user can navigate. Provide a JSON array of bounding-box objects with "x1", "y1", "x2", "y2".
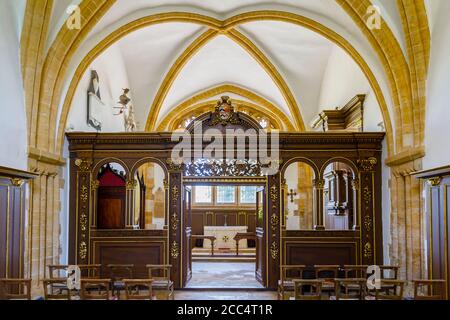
[{"x1": 210, "y1": 96, "x2": 242, "y2": 126}]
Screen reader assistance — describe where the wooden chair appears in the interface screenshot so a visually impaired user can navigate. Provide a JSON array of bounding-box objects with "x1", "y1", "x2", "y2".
[
  {"x1": 332, "y1": 278, "x2": 367, "y2": 300},
  {"x1": 278, "y1": 265, "x2": 306, "y2": 300},
  {"x1": 233, "y1": 232, "x2": 256, "y2": 256},
  {"x1": 374, "y1": 280, "x2": 406, "y2": 300},
  {"x1": 78, "y1": 264, "x2": 102, "y2": 279},
  {"x1": 293, "y1": 279, "x2": 323, "y2": 300},
  {"x1": 80, "y1": 279, "x2": 111, "y2": 300},
  {"x1": 378, "y1": 266, "x2": 399, "y2": 294},
  {"x1": 0, "y1": 279, "x2": 32, "y2": 300},
  {"x1": 43, "y1": 279, "x2": 72, "y2": 300},
  {"x1": 314, "y1": 265, "x2": 340, "y2": 296},
  {"x1": 106, "y1": 264, "x2": 134, "y2": 297},
  {"x1": 47, "y1": 265, "x2": 70, "y2": 294},
  {"x1": 380, "y1": 265, "x2": 399, "y2": 280},
  {"x1": 123, "y1": 279, "x2": 154, "y2": 300},
  {"x1": 413, "y1": 279, "x2": 446, "y2": 300},
  {"x1": 146, "y1": 265, "x2": 174, "y2": 300},
  {"x1": 48, "y1": 265, "x2": 69, "y2": 279}
]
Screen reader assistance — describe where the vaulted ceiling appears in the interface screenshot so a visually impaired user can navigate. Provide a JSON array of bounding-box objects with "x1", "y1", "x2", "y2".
[{"x1": 60, "y1": 0, "x2": 401, "y2": 136}]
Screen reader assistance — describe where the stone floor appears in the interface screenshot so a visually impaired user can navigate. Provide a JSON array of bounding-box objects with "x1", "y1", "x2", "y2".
[
  {"x1": 186, "y1": 261, "x2": 264, "y2": 289},
  {"x1": 175, "y1": 290, "x2": 276, "y2": 300}
]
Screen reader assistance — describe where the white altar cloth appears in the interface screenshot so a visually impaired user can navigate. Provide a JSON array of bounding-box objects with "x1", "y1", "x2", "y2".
[{"x1": 204, "y1": 226, "x2": 248, "y2": 249}]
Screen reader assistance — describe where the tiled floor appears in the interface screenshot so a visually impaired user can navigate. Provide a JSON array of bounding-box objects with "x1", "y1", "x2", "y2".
[
  {"x1": 186, "y1": 261, "x2": 264, "y2": 289},
  {"x1": 175, "y1": 290, "x2": 277, "y2": 300}
]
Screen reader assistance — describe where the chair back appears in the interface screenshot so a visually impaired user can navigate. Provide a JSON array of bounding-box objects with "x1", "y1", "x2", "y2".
[
  {"x1": 78, "y1": 264, "x2": 102, "y2": 279},
  {"x1": 0, "y1": 279, "x2": 32, "y2": 300},
  {"x1": 43, "y1": 279, "x2": 71, "y2": 300},
  {"x1": 342, "y1": 265, "x2": 369, "y2": 279},
  {"x1": 293, "y1": 279, "x2": 323, "y2": 300},
  {"x1": 334, "y1": 278, "x2": 366, "y2": 300},
  {"x1": 314, "y1": 265, "x2": 339, "y2": 280},
  {"x1": 413, "y1": 280, "x2": 446, "y2": 300},
  {"x1": 47, "y1": 265, "x2": 69, "y2": 279},
  {"x1": 107, "y1": 264, "x2": 134, "y2": 282},
  {"x1": 380, "y1": 265, "x2": 399, "y2": 280},
  {"x1": 375, "y1": 280, "x2": 405, "y2": 300},
  {"x1": 80, "y1": 279, "x2": 111, "y2": 300},
  {"x1": 280, "y1": 265, "x2": 306, "y2": 283},
  {"x1": 146, "y1": 265, "x2": 172, "y2": 282},
  {"x1": 123, "y1": 279, "x2": 154, "y2": 300}
]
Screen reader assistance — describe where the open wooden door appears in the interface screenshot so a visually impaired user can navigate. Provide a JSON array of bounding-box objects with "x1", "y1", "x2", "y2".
[
  {"x1": 255, "y1": 188, "x2": 266, "y2": 287},
  {"x1": 182, "y1": 186, "x2": 192, "y2": 286}
]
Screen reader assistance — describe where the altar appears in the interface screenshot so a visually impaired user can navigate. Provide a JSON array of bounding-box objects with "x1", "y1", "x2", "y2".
[{"x1": 204, "y1": 226, "x2": 248, "y2": 249}]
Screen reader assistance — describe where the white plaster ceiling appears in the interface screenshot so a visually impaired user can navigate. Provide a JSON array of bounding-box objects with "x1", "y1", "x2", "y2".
[
  {"x1": 158, "y1": 34, "x2": 292, "y2": 125},
  {"x1": 116, "y1": 22, "x2": 205, "y2": 124},
  {"x1": 238, "y1": 21, "x2": 333, "y2": 124},
  {"x1": 61, "y1": 0, "x2": 398, "y2": 134}
]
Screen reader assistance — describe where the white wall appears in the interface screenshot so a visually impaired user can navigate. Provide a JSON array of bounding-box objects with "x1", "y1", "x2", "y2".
[
  {"x1": 318, "y1": 46, "x2": 384, "y2": 132},
  {"x1": 381, "y1": 139, "x2": 391, "y2": 264},
  {"x1": 66, "y1": 44, "x2": 131, "y2": 133},
  {"x1": 423, "y1": 0, "x2": 450, "y2": 170},
  {"x1": 0, "y1": 0, "x2": 27, "y2": 170}
]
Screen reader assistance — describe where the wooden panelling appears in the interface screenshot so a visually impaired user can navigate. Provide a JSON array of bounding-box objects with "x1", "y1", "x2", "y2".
[
  {"x1": 415, "y1": 167, "x2": 450, "y2": 299},
  {"x1": 0, "y1": 167, "x2": 36, "y2": 280},
  {"x1": 283, "y1": 230, "x2": 359, "y2": 267},
  {"x1": 92, "y1": 238, "x2": 166, "y2": 279}
]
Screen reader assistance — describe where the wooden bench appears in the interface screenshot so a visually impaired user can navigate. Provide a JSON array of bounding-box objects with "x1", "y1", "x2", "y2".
[
  {"x1": 233, "y1": 232, "x2": 256, "y2": 256},
  {"x1": 191, "y1": 235, "x2": 216, "y2": 256}
]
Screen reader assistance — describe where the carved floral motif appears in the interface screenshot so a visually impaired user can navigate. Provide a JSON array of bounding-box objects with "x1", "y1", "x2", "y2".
[
  {"x1": 80, "y1": 213, "x2": 88, "y2": 232},
  {"x1": 364, "y1": 242, "x2": 372, "y2": 259},
  {"x1": 172, "y1": 186, "x2": 179, "y2": 203},
  {"x1": 171, "y1": 213, "x2": 179, "y2": 231},
  {"x1": 171, "y1": 241, "x2": 180, "y2": 259},
  {"x1": 75, "y1": 159, "x2": 92, "y2": 172},
  {"x1": 271, "y1": 214, "x2": 279, "y2": 231},
  {"x1": 270, "y1": 185, "x2": 278, "y2": 201},
  {"x1": 80, "y1": 186, "x2": 88, "y2": 202},
  {"x1": 364, "y1": 215, "x2": 372, "y2": 232},
  {"x1": 270, "y1": 241, "x2": 279, "y2": 260},
  {"x1": 79, "y1": 241, "x2": 87, "y2": 260},
  {"x1": 357, "y1": 157, "x2": 377, "y2": 171},
  {"x1": 363, "y1": 186, "x2": 372, "y2": 205}
]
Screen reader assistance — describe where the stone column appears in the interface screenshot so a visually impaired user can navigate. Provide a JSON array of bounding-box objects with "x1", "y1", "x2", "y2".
[
  {"x1": 27, "y1": 152, "x2": 65, "y2": 295},
  {"x1": 351, "y1": 178, "x2": 360, "y2": 231},
  {"x1": 389, "y1": 159, "x2": 425, "y2": 281},
  {"x1": 313, "y1": 178, "x2": 325, "y2": 230},
  {"x1": 126, "y1": 179, "x2": 137, "y2": 228}
]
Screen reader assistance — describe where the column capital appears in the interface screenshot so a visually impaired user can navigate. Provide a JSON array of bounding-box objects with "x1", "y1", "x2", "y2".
[{"x1": 313, "y1": 178, "x2": 325, "y2": 189}]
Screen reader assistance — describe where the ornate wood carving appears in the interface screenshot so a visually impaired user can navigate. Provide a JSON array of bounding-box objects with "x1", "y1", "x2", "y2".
[{"x1": 185, "y1": 159, "x2": 263, "y2": 177}]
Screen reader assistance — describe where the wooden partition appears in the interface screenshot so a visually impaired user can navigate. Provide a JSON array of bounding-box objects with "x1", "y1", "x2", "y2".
[
  {"x1": 0, "y1": 166, "x2": 36, "y2": 279},
  {"x1": 67, "y1": 108, "x2": 384, "y2": 289}
]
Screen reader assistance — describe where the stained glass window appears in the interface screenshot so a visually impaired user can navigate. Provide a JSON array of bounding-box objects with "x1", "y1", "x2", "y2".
[
  {"x1": 194, "y1": 186, "x2": 212, "y2": 203},
  {"x1": 216, "y1": 186, "x2": 236, "y2": 203},
  {"x1": 240, "y1": 186, "x2": 257, "y2": 203}
]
